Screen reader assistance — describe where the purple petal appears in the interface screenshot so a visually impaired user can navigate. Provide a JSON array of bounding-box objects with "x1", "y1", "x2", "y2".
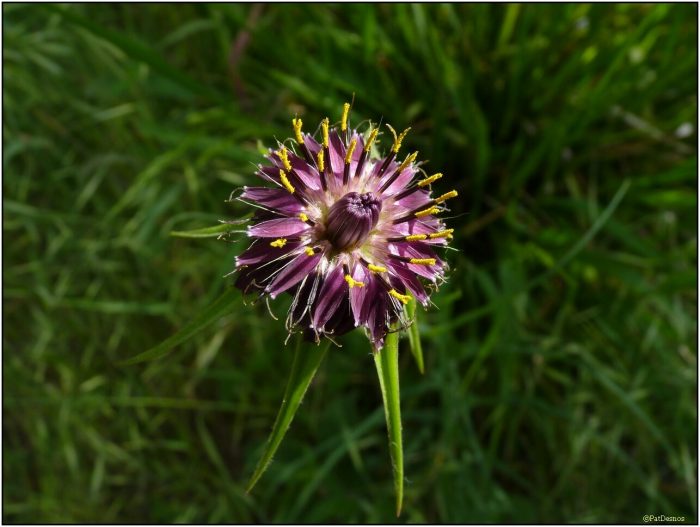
[
  {"x1": 321, "y1": 297, "x2": 355, "y2": 337},
  {"x1": 343, "y1": 131, "x2": 366, "y2": 184},
  {"x1": 268, "y1": 150, "x2": 323, "y2": 193},
  {"x1": 367, "y1": 288, "x2": 389, "y2": 349},
  {"x1": 395, "y1": 242, "x2": 441, "y2": 262},
  {"x1": 370, "y1": 157, "x2": 398, "y2": 180},
  {"x1": 357, "y1": 271, "x2": 378, "y2": 324},
  {"x1": 257, "y1": 165, "x2": 311, "y2": 199},
  {"x1": 328, "y1": 131, "x2": 346, "y2": 177},
  {"x1": 389, "y1": 265, "x2": 428, "y2": 306},
  {"x1": 312, "y1": 264, "x2": 348, "y2": 330},
  {"x1": 379, "y1": 165, "x2": 418, "y2": 196},
  {"x1": 254, "y1": 165, "x2": 279, "y2": 186},
  {"x1": 303, "y1": 134, "x2": 322, "y2": 157},
  {"x1": 390, "y1": 217, "x2": 445, "y2": 239},
  {"x1": 241, "y1": 187, "x2": 304, "y2": 213},
  {"x1": 349, "y1": 264, "x2": 371, "y2": 327},
  {"x1": 248, "y1": 218, "x2": 310, "y2": 238},
  {"x1": 389, "y1": 223, "x2": 451, "y2": 245},
  {"x1": 236, "y1": 238, "x2": 302, "y2": 266},
  {"x1": 390, "y1": 243, "x2": 444, "y2": 280},
  {"x1": 350, "y1": 131, "x2": 365, "y2": 159},
  {"x1": 393, "y1": 188, "x2": 431, "y2": 210},
  {"x1": 266, "y1": 251, "x2": 323, "y2": 299},
  {"x1": 289, "y1": 153, "x2": 322, "y2": 191}
]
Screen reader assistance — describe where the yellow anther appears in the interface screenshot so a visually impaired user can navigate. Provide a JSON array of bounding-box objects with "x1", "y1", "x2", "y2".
[
  {"x1": 341, "y1": 102, "x2": 350, "y2": 132},
  {"x1": 292, "y1": 118, "x2": 304, "y2": 144},
  {"x1": 428, "y1": 229, "x2": 454, "y2": 239},
  {"x1": 344, "y1": 274, "x2": 365, "y2": 288},
  {"x1": 434, "y1": 190, "x2": 458, "y2": 204},
  {"x1": 389, "y1": 289, "x2": 411, "y2": 304},
  {"x1": 344, "y1": 138, "x2": 357, "y2": 164},
  {"x1": 277, "y1": 146, "x2": 292, "y2": 172},
  {"x1": 270, "y1": 238, "x2": 287, "y2": 248},
  {"x1": 321, "y1": 118, "x2": 329, "y2": 148},
  {"x1": 405, "y1": 234, "x2": 428, "y2": 241},
  {"x1": 415, "y1": 206, "x2": 439, "y2": 218},
  {"x1": 409, "y1": 258, "x2": 436, "y2": 266},
  {"x1": 417, "y1": 173, "x2": 443, "y2": 187},
  {"x1": 396, "y1": 151, "x2": 418, "y2": 173},
  {"x1": 298, "y1": 212, "x2": 309, "y2": 222},
  {"x1": 367, "y1": 264, "x2": 387, "y2": 273},
  {"x1": 316, "y1": 149, "x2": 325, "y2": 172},
  {"x1": 391, "y1": 127, "x2": 412, "y2": 154},
  {"x1": 304, "y1": 247, "x2": 315, "y2": 256},
  {"x1": 279, "y1": 169, "x2": 295, "y2": 194},
  {"x1": 364, "y1": 127, "x2": 379, "y2": 153}
]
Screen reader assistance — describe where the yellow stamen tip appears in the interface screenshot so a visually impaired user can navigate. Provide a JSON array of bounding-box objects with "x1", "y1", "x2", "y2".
[
  {"x1": 389, "y1": 289, "x2": 411, "y2": 304},
  {"x1": 417, "y1": 173, "x2": 443, "y2": 187},
  {"x1": 397, "y1": 151, "x2": 418, "y2": 173},
  {"x1": 428, "y1": 229, "x2": 454, "y2": 239},
  {"x1": 279, "y1": 169, "x2": 295, "y2": 194},
  {"x1": 277, "y1": 147, "x2": 292, "y2": 172},
  {"x1": 434, "y1": 190, "x2": 458, "y2": 204},
  {"x1": 316, "y1": 149, "x2": 325, "y2": 172},
  {"x1": 270, "y1": 238, "x2": 287, "y2": 248},
  {"x1": 409, "y1": 258, "x2": 436, "y2": 266},
  {"x1": 415, "y1": 206, "x2": 439, "y2": 218},
  {"x1": 341, "y1": 102, "x2": 350, "y2": 132},
  {"x1": 344, "y1": 274, "x2": 365, "y2": 288},
  {"x1": 364, "y1": 128, "x2": 379, "y2": 153},
  {"x1": 304, "y1": 247, "x2": 315, "y2": 256},
  {"x1": 391, "y1": 127, "x2": 411, "y2": 154},
  {"x1": 321, "y1": 118, "x2": 329, "y2": 148},
  {"x1": 292, "y1": 118, "x2": 304, "y2": 144},
  {"x1": 298, "y1": 212, "x2": 309, "y2": 222},
  {"x1": 367, "y1": 264, "x2": 387, "y2": 273},
  {"x1": 405, "y1": 234, "x2": 428, "y2": 241},
  {"x1": 344, "y1": 138, "x2": 357, "y2": 164}
]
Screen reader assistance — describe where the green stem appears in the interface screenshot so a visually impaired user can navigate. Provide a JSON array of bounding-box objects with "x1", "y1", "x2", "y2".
[
  {"x1": 373, "y1": 329, "x2": 404, "y2": 517},
  {"x1": 246, "y1": 338, "x2": 331, "y2": 493}
]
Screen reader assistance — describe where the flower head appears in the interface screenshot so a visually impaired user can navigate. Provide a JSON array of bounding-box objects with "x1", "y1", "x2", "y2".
[{"x1": 234, "y1": 104, "x2": 455, "y2": 350}]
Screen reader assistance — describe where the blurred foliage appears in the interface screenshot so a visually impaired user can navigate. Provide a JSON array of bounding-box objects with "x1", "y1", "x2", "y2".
[{"x1": 3, "y1": 3, "x2": 697, "y2": 523}]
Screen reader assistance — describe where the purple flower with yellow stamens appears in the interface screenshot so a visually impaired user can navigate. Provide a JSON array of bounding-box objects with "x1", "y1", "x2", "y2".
[{"x1": 234, "y1": 103, "x2": 456, "y2": 350}]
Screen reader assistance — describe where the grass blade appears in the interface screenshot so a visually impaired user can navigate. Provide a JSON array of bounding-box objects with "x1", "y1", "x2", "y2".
[
  {"x1": 246, "y1": 339, "x2": 331, "y2": 493},
  {"x1": 120, "y1": 288, "x2": 238, "y2": 365},
  {"x1": 405, "y1": 298, "x2": 425, "y2": 374},
  {"x1": 43, "y1": 4, "x2": 225, "y2": 103},
  {"x1": 428, "y1": 179, "x2": 632, "y2": 338},
  {"x1": 373, "y1": 329, "x2": 404, "y2": 517}
]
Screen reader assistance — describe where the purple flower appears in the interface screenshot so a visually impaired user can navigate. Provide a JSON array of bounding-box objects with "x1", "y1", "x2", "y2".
[{"x1": 234, "y1": 104, "x2": 456, "y2": 350}]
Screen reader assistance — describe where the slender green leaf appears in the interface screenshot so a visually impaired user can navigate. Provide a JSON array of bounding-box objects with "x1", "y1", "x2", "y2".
[
  {"x1": 405, "y1": 298, "x2": 425, "y2": 374},
  {"x1": 119, "y1": 288, "x2": 238, "y2": 365},
  {"x1": 170, "y1": 222, "x2": 245, "y2": 239},
  {"x1": 246, "y1": 339, "x2": 331, "y2": 493},
  {"x1": 374, "y1": 329, "x2": 404, "y2": 517}
]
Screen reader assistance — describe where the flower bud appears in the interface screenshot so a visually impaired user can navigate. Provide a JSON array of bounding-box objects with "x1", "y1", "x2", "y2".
[{"x1": 325, "y1": 192, "x2": 382, "y2": 251}]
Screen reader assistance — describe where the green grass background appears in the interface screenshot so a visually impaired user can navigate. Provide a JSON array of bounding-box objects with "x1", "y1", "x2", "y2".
[{"x1": 3, "y1": 3, "x2": 697, "y2": 523}]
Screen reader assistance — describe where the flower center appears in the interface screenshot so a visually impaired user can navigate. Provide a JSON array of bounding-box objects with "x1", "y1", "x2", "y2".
[{"x1": 324, "y1": 192, "x2": 382, "y2": 251}]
